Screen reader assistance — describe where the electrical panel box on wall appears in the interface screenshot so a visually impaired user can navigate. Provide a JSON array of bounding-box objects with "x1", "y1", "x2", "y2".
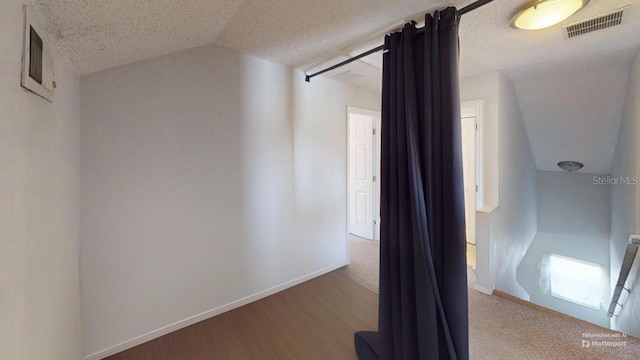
[{"x1": 21, "y1": 6, "x2": 55, "y2": 102}]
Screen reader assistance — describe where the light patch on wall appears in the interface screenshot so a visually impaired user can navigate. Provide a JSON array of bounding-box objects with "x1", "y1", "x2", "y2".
[{"x1": 540, "y1": 252, "x2": 604, "y2": 309}]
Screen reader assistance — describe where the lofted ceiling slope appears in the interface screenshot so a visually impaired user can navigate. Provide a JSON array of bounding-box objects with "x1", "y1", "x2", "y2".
[
  {"x1": 36, "y1": 0, "x2": 467, "y2": 75},
  {"x1": 36, "y1": 0, "x2": 245, "y2": 75},
  {"x1": 514, "y1": 61, "x2": 631, "y2": 175}
]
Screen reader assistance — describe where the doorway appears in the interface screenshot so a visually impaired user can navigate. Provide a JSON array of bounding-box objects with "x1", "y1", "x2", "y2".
[
  {"x1": 347, "y1": 107, "x2": 381, "y2": 241},
  {"x1": 346, "y1": 103, "x2": 482, "y2": 266},
  {"x1": 461, "y1": 100, "x2": 484, "y2": 270}
]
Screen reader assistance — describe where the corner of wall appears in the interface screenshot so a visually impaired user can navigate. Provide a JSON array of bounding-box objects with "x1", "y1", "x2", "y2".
[
  {"x1": 491, "y1": 71, "x2": 537, "y2": 300},
  {"x1": 0, "y1": 2, "x2": 84, "y2": 359}
]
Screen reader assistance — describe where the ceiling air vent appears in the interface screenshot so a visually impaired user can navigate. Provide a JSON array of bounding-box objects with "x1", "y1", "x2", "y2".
[{"x1": 563, "y1": 6, "x2": 630, "y2": 39}]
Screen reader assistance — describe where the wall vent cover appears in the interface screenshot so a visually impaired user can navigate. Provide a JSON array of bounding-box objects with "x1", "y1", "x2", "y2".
[
  {"x1": 21, "y1": 6, "x2": 55, "y2": 102},
  {"x1": 564, "y1": 6, "x2": 629, "y2": 39}
]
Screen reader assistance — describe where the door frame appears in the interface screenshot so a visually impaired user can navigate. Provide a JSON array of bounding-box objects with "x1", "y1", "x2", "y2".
[
  {"x1": 346, "y1": 106, "x2": 381, "y2": 241},
  {"x1": 461, "y1": 100, "x2": 485, "y2": 210},
  {"x1": 345, "y1": 102, "x2": 483, "y2": 243}
]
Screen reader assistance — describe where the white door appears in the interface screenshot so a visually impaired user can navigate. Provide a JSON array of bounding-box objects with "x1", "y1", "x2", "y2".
[
  {"x1": 348, "y1": 109, "x2": 377, "y2": 240},
  {"x1": 461, "y1": 114, "x2": 476, "y2": 244}
]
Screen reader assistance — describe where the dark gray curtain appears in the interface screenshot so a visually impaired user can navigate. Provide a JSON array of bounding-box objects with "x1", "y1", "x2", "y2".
[{"x1": 355, "y1": 7, "x2": 468, "y2": 360}]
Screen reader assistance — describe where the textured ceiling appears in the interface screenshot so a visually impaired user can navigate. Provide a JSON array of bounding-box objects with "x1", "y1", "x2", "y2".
[
  {"x1": 514, "y1": 62, "x2": 630, "y2": 175},
  {"x1": 36, "y1": 0, "x2": 245, "y2": 75},
  {"x1": 35, "y1": 0, "x2": 640, "y2": 175},
  {"x1": 458, "y1": 0, "x2": 640, "y2": 78},
  {"x1": 36, "y1": 0, "x2": 468, "y2": 75},
  {"x1": 36, "y1": 0, "x2": 640, "y2": 79}
]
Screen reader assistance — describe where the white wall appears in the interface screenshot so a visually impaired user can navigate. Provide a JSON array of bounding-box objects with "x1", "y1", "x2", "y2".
[
  {"x1": 537, "y1": 172, "x2": 611, "y2": 238},
  {"x1": 494, "y1": 74, "x2": 538, "y2": 299},
  {"x1": 518, "y1": 171, "x2": 611, "y2": 327},
  {"x1": 292, "y1": 76, "x2": 382, "y2": 258},
  {"x1": 460, "y1": 72, "x2": 499, "y2": 208},
  {"x1": 610, "y1": 49, "x2": 640, "y2": 337},
  {"x1": 460, "y1": 73, "x2": 538, "y2": 298},
  {"x1": 0, "y1": 2, "x2": 83, "y2": 360},
  {"x1": 460, "y1": 72, "x2": 500, "y2": 292},
  {"x1": 80, "y1": 42, "x2": 380, "y2": 357}
]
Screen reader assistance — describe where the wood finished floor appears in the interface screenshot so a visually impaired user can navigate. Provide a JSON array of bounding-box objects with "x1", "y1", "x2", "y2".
[{"x1": 106, "y1": 270, "x2": 377, "y2": 360}]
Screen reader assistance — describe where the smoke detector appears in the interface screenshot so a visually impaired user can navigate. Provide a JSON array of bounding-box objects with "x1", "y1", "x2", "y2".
[
  {"x1": 557, "y1": 161, "x2": 584, "y2": 172},
  {"x1": 563, "y1": 6, "x2": 630, "y2": 38}
]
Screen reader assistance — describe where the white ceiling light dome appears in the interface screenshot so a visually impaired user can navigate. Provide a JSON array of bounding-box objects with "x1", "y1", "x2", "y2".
[
  {"x1": 557, "y1": 160, "x2": 584, "y2": 172},
  {"x1": 511, "y1": 0, "x2": 590, "y2": 30}
]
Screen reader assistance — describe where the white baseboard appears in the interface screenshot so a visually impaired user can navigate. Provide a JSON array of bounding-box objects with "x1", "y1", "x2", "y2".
[
  {"x1": 473, "y1": 282, "x2": 495, "y2": 295},
  {"x1": 83, "y1": 260, "x2": 349, "y2": 360}
]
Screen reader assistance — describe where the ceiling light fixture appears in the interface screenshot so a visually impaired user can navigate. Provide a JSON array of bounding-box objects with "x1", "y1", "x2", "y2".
[
  {"x1": 557, "y1": 160, "x2": 584, "y2": 172},
  {"x1": 511, "y1": 0, "x2": 590, "y2": 30}
]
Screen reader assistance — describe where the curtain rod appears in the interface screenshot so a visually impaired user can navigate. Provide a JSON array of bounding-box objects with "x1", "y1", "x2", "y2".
[{"x1": 304, "y1": 0, "x2": 495, "y2": 82}]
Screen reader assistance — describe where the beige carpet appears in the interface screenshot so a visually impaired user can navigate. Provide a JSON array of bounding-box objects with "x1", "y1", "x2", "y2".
[{"x1": 340, "y1": 235, "x2": 640, "y2": 359}]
